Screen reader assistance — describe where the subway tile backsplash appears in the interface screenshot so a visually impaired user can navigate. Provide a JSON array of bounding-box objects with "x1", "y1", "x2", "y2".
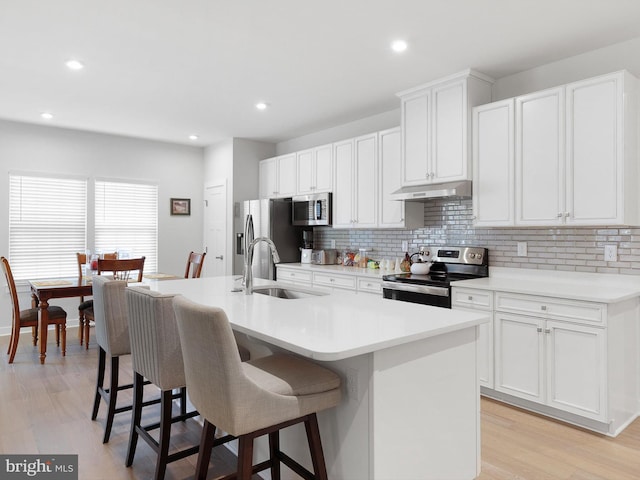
[{"x1": 314, "y1": 198, "x2": 640, "y2": 275}]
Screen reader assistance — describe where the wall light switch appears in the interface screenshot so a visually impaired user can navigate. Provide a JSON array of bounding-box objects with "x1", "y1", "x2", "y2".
[
  {"x1": 517, "y1": 242, "x2": 527, "y2": 257},
  {"x1": 604, "y1": 245, "x2": 617, "y2": 262}
]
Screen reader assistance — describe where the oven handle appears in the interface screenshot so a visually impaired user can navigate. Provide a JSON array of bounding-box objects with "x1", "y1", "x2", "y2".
[{"x1": 381, "y1": 281, "x2": 450, "y2": 297}]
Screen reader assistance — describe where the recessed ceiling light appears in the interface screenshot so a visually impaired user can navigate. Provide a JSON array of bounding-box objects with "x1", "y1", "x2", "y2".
[
  {"x1": 255, "y1": 102, "x2": 268, "y2": 110},
  {"x1": 40, "y1": 112, "x2": 54, "y2": 120},
  {"x1": 188, "y1": 135, "x2": 199, "y2": 141},
  {"x1": 391, "y1": 40, "x2": 408, "y2": 53},
  {"x1": 65, "y1": 59, "x2": 85, "y2": 70}
]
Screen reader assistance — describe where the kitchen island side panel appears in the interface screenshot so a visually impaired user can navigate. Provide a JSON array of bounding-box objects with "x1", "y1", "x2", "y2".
[{"x1": 372, "y1": 326, "x2": 480, "y2": 480}]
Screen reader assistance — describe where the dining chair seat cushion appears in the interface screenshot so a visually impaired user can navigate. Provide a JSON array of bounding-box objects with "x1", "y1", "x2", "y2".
[
  {"x1": 79, "y1": 300, "x2": 93, "y2": 311},
  {"x1": 19, "y1": 306, "x2": 67, "y2": 324},
  {"x1": 244, "y1": 354, "x2": 341, "y2": 396}
]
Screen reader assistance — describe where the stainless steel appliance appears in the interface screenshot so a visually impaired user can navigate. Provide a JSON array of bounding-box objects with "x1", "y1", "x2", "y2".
[
  {"x1": 311, "y1": 249, "x2": 336, "y2": 265},
  {"x1": 243, "y1": 199, "x2": 302, "y2": 280},
  {"x1": 292, "y1": 193, "x2": 332, "y2": 226},
  {"x1": 382, "y1": 246, "x2": 488, "y2": 308}
]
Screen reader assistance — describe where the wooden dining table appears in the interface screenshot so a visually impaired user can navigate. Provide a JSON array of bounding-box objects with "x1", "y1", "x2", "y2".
[
  {"x1": 28, "y1": 273, "x2": 182, "y2": 364},
  {"x1": 29, "y1": 277, "x2": 93, "y2": 364}
]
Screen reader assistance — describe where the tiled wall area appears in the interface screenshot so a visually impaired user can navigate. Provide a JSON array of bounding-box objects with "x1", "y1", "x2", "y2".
[{"x1": 315, "y1": 198, "x2": 640, "y2": 276}]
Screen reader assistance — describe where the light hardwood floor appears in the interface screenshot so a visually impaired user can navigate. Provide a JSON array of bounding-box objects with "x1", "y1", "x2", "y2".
[{"x1": 1, "y1": 328, "x2": 639, "y2": 479}]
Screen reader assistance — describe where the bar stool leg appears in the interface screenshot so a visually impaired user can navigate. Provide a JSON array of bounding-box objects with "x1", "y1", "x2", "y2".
[
  {"x1": 92, "y1": 347, "x2": 106, "y2": 420},
  {"x1": 103, "y1": 356, "x2": 120, "y2": 443},
  {"x1": 305, "y1": 413, "x2": 329, "y2": 480},
  {"x1": 237, "y1": 435, "x2": 254, "y2": 480},
  {"x1": 195, "y1": 420, "x2": 216, "y2": 480},
  {"x1": 268, "y1": 431, "x2": 281, "y2": 480},
  {"x1": 155, "y1": 390, "x2": 174, "y2": 480},
  {"x1": 126, "y1": 372, "x2": 144, "y2": 467}
]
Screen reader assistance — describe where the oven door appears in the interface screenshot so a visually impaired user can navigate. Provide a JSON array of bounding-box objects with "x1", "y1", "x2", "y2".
[{"x1": 381, "y1": 281, "x2": 451, "y2": 308}]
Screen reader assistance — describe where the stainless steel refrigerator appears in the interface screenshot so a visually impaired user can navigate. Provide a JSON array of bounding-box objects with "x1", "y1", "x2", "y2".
[{"x1": 242, "y1": 198, "x2": 301, "y2": 280}]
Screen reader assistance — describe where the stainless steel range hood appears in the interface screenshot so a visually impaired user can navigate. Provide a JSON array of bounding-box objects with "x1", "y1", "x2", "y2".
[{"x1": 389, "y1": 180, "x2": 472, "y2": 202}]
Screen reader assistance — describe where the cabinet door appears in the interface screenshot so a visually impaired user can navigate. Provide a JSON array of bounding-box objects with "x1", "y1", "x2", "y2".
[
  {"x1": 515, "y1": 87, "x2": 565, "y2": 225},
  {"x1": 333, "y1": 139, "x2": 355, "y2": 228},
  {"x1": 354, "y1": 133, "x2": 378, "y2": 228},
  {"x1": 314, "y1": 144, "x2": 333, "y2": 193},
  {"x1": 432, "y1": 79, "x2": 467, "y2": 181},
  {"x1": 546, "y1": 321, "x2": 607, "y2": 421},
  {"x1": 259, "y1": 158, "x2": 278, "y2": 199},
  {"x1": 296, "y1": 149, "x2": 314, "y2": 194},
  {"x1": 494, "y1": 313, "x2": 544, "y2": 403},
  {"x1": 378, "y1": 127, "x2": 405, "y2": 227},
  {"x1": 401, "y1": 91, "x2": 430, "y2": 185},
  {"x1": 277, "y1": 153, "x2": 297, "y2": 197},
  {"x1": 566, "y1": 73, "x2": 622, "y2": 224},
  {"x1": 472, "y1": 99, "x2": 515, "y2": 226}
]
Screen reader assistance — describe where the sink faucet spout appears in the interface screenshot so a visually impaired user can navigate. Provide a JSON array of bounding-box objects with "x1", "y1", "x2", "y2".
[{"x1": 244, "y1": 237, "x2": 280, "y2": 295}]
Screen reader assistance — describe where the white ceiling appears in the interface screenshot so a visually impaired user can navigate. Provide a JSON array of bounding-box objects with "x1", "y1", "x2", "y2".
[{"x1": 2, "y1": 0, "x2": 640, "y2": 147}]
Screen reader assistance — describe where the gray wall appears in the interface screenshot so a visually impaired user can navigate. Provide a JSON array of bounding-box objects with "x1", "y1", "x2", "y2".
[{"x1": 0, "y1": 119, "x2": 204, "y2": 335}]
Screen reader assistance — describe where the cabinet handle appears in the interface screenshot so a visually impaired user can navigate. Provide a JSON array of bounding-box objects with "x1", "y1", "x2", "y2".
[
  {"x1": 545, "y1": 329, "x2": 551, "y2": 334},
  {"x1": 541, "y1": 305, "x2": 547, "y2": 311},
  {"x1": 564, "y1": 212, "x2": 570, "y2": 218},
  {"x1": 468, "y1": 295, "x2": 473, "y2": 301},
  {"x1": 557, "y1": 213, "x2": 563, "y2": 218},
  {"x1": 537, "y1": 327, "x2": 543, "y2": 333},
  {"x1": 330, "y1": 278, "x2": 335, "y2": 282}
]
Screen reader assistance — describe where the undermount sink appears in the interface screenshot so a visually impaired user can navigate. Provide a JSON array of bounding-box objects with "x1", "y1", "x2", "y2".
[{"x1": 252, "y1": 286, "x2": 327, "y2": 299}]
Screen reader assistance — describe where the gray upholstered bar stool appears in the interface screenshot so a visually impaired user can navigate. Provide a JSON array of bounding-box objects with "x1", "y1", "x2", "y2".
[
  {"x1": 125, "y1": 287, "x2": 205, "y2": 480},
  {"x1": 173, "y1": 296, "x2": 342, "y2": 480},
  {"x1": 91, "y1": 276, "x2": 160, "y2": 443}
]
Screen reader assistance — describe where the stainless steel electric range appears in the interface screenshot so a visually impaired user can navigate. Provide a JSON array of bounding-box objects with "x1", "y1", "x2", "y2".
[{"x1": 382, "y1": 246, "x2": 489, "y2": 308}]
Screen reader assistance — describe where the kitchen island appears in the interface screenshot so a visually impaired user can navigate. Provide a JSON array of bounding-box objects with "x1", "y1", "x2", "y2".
[{"x1": 150, "y1": 275, "x2": 489, "y2": 480}]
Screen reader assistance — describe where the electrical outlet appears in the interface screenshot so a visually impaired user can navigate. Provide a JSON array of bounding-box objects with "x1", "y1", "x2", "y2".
[
  {"x1": 517, "y1": 242, "x2": 527, "y2": 257},
  {"x1": 330, "y1": 239, "x2": 336, "y2": 249},
  {"x1": 402, "y1": 240, "x2": 408, "y2": 252},
  {"x1": 604, "y1": 245, "x2": 617, "y2": 262}
]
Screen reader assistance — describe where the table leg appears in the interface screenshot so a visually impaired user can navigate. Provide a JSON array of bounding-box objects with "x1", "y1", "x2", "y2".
[{"x1": 39, "y1": 299, "x2": 49, "y2": 364}]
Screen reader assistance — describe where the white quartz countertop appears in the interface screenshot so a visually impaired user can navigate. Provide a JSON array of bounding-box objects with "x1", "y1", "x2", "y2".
[
  {"x1": 454, "y1": 267, "x2": 640, "y2": 303},
  {"x1": 149, "y1": 276, "x2": 488, "y2": 361}
]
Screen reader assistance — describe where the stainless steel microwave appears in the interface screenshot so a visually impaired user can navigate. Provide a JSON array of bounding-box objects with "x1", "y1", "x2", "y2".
[{"x1": 292, "y1": 193, "x2": 332, "y2": 226}]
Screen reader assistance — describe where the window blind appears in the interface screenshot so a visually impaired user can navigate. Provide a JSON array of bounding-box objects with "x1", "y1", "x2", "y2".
[
  {"x1": 9, "y1": 173, "x2": 87, "y2": 281},
  {"x1": 94, "y1": 180, "x2": 158, "y2": 273}
]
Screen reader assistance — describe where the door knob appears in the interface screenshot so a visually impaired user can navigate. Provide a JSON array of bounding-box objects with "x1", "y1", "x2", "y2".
[{"x1": 215, "y1": 255, "x2": 224, "y2": 260}]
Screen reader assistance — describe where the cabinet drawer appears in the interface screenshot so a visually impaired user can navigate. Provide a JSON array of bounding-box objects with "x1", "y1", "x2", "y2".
[
  {"x1": 452, "y1": 288, "x2": 493, "y2": 310},
  {"x1": 313, "y1": 272, "x2": 357, "y2": 290},
  {"x1": 357, "y1": 277, "x2": 383, "y2": 294},
  {"x1": 277, "y1": 268, "x2": 312, "y2": 284},
  {"x1": 495, "y1": 292, "x2": 605, "y2": 325}
]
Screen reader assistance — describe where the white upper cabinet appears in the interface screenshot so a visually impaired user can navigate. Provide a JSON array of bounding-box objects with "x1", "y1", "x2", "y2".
[
  {"x1": 566, "y1": 72, "x2": 637, "y2": 225},
  {"x1": 333, "y1": 134, "x2": 378, "y2": 229},
  {"x1": 259, "y1": 153, "x2": 297, "y2": 199},
  {"x1": 472, "y1": 99, "x2": 515, "y2": 227},
  {"x1": 472, "y1": 70, "x2": 639, "y2": 227},
  {"x1": 515, "y1": 87, "x2": 565, "y2": 225},
  {"x1": 296, "y1": 144, "x2": 333, "y2": 194},
  {"x1": 378, "y1": 127, "x2": 423, "y2": 228},
  {"x1": 398, "y1": 69, "x2": 493, "y2": 187}
]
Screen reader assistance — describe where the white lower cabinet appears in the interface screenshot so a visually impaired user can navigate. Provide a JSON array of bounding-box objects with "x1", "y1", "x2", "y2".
[
  {"x1": 495, "y1": 311, "x2": 606, "y2": 422},
  {"x1": 276, "y1": 265, "x2": 382, "y2": 295},
  {"x1": 454, "y1": 283, "x2": 639, "y2": 436},
  {"x1": 452, "y1": 287, "x2": 493, "y2": 388}
]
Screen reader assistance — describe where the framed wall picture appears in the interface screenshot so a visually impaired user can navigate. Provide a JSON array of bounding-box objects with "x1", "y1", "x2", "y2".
[{"x1": 171, "y1": 198, "x2": 191, "y2": 216}]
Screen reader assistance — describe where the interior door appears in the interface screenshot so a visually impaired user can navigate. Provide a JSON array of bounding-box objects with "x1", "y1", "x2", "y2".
[{"x1": 204, "y1": 182, "x2": 227, "y2": 277}]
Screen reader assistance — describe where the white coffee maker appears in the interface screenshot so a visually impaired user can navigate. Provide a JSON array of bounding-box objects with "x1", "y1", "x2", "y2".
[{"x1": 300, "y1": 231, "x2": 313, "y2": 264}]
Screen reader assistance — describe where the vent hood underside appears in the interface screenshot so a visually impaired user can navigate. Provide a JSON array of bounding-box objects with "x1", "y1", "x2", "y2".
[{"x1": 389, "y1": 180, "x2": 472, "y2": 202}]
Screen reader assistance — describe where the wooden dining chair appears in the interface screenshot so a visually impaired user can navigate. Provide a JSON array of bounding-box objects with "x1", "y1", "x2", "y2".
[
  {"x1": 184, "y1": 251, "x2": 206, "y2": 278},
  {"x1": 2, "y1": 256, "x2": 67, "y2": 364},
  {"x1": 97, "y1": 257, "x2": 145, "y2": 282},
  {"x1": 77, "y1": 252, "x2": 117, "y2": 349}
]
